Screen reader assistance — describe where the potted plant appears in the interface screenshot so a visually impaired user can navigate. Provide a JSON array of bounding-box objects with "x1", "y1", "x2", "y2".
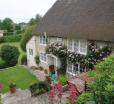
[{"x1": 9, "y1": 82, "x2": 16, "y2": 93}]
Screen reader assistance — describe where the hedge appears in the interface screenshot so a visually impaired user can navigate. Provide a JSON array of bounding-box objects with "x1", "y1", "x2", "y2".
[{"x1": 0, "y1": 35, "x2": 21, "y2": 43}]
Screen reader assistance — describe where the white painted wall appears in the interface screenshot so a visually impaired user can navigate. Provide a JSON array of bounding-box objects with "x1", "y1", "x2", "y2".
[{"x1": 26, "y1": 36, "x2": 37, "y2": 67}]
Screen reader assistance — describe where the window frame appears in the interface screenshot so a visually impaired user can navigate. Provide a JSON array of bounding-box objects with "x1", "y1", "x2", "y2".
[
  {"x1": 39, "y1": 53, "x2": 47, "y2": 63},
  {"x1": 29, "y1": 48, "x2": 33, "y2": 56},
  {"x1": 67, "y1": 39, "x2": 87, "y2": 55},
  {"x1": 39, "y1": 35, "x2": 47, "y2": 45}
]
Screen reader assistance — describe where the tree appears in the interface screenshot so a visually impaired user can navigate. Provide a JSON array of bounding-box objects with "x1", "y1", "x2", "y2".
[
  {"x1": 29, "y1": 14, "x2": 42, "y2": 26},
  {"x1": 2, "y1": 18, "x2": 14, "y2": 35},
  {"x1": 76, "y1": 56, "x2": 114, "y2": 104},
  {"x1": 20, "y1": 25, "x2": 35, "y2": 51},
  {"x1": 0, "y1": 45, "x2": 20, "y2": 66}
]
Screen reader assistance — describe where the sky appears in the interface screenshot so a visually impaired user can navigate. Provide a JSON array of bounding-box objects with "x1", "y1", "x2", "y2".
[{"x1": 0, "y1": 0, "x2": 56, "y2": 23}]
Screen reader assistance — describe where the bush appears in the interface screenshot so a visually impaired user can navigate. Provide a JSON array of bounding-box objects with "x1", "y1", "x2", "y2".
[
  {"x1": 3, "y1": 35, "x2": 21, "y2": 42},
  {"x1": 57, "y1": 75, "x2": 68, "y2": 86},
  {"x1": 0, "y1": 58, "x2": 7, "y2": 69},
  {"x1": 21, "y1": 54, "x2": 27, "y2": 65},
  {"x1": 76, "y1": 93, "x2": 92, "y2": 104},
  {"x1": 0, "y1": 45, "x2": 20, "y2": 67},
  {"x1": 35, "y1": 55, "x2": 40, "y2": 65},
  {"x1": 29, "y1": 81, "x2": 50, "y2": 96},
  {"x1": 0, "y1": 35, "x2": 21, "y2": 43},
  {"x1": 38, "y1": 66, "x2": 44, "y2": 71},
  {"x1": 0, "y1": 37, "x2": 4, "y2": 43}
]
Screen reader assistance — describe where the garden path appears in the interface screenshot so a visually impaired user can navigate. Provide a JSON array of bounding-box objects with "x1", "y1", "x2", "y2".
[
  {"x1": 25, "y1": 66, "x2": 46, "y2": 81},
  {"x1": 2, "y1": 89, "x2": 68, "y2": 104}
]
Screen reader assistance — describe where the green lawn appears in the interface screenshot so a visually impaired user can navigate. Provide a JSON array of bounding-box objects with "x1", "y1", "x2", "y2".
[
  {"x1": 0, "y1": 66, "x2": 38, "y2": 93},
  {"x1": 0, "y1": 42, "x2": 25, "y2": 64}
]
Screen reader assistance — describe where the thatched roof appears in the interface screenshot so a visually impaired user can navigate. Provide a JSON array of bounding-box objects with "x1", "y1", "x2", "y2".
[{"x1": 33, "y1": 0, "x2": 114, "y2": 42}]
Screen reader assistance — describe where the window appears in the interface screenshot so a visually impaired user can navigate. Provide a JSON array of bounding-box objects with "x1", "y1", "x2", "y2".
[
  {"x1": 40, "y1": 53, "x2": 47, "y2": 63},
  {"x1": 67, "y1": 39, "x2": 87, "y2": 54},
  {"x1": 68, "y1": 40, "x2": 73, "y2": 51},
  {"x1": 67, "y1": 63, "x2": 73, "y2": 73},
  {"x1": 74, "y1": 40, "x2": 79, "y2": 52},
  {"x1": 79, "y1": 40, "x2": 87, "y2": 54},
  {"x1": 73, "y1": 64, "x2": 79, "y2": 74},
  {"x1": 40, "y1": 35, "x2": 47, "y2": 45},
  {"x1": 29, "y1": 48, "x2": 33, "y2": 56},
  {"x1": 57, "y1": 38, "x2": 62, "y2": 42}
]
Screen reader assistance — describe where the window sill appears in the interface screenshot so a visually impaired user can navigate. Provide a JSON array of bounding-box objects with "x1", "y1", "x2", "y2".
[{"x1": 40, "y1": 60, "x2": 47, "y2": 64}]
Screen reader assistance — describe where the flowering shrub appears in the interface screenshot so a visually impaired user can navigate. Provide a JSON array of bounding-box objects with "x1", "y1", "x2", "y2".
[{"x1": 46, "y1": 42, "x2": 112, "y2": 70}]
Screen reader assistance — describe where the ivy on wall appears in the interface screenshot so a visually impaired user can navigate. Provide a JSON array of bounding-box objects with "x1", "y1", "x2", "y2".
[{"x1": 46, "y1": 42, "x2": 112, "y2": 73}]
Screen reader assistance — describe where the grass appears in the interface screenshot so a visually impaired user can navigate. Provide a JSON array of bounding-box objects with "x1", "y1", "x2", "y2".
[
  {"x1": 0, "y1": 66, "x2": 38, "y2": 93},
  {"x1": 0, "y1": 42, "x2": 25, "y2": 65}
]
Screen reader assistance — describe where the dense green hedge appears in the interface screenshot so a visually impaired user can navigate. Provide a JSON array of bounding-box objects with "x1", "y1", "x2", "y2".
[
  {"x1": 0, "y1": 35, "x2": 21, "y2": 43},
  {"x1": 0, "y1": 58, "x2": 7, "y2": 69},
  {"x1": 0, "y1": 45, "x2": 20, "y2": 67}
]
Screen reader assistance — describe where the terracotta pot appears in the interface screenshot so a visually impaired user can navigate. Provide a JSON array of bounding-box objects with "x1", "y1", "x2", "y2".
[{"x1": 10, "y1": 87, "x2": 16, "y2": 93}]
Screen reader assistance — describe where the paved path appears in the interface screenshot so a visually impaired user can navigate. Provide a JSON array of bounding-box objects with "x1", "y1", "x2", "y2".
[
  {"x1": 24, "y1": 66, "x2": 46, "y2": 81},
  {"x1": 2, "y1": 89, "x2": 67, "y2": 104}
]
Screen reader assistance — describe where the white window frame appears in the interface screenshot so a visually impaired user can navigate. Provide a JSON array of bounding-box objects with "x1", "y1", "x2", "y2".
[
  {"x1": 67, "y1": 40, "x2": 73, "y2": 51},
  {"x1": 57, "y1": 37, "x2": 63, "y2": 42},
  {"x1": 39, "y1": 35, "x2": 47, "y2": 45},
  {"x1": 29, "y1": 48, "x2": 33, "y2": 56},
  {"x1": 67, "y1": 62, "x2": 80, "y2": 76},
  {"x1": 67, "y1": 39, "x2": 87, "y2": 55},
  {"x1": 39, "y1": 53, "x2": 47, "y2": 63},
  {"x1": 79, "y1": 40, "x2": 87, "y2": 55}
]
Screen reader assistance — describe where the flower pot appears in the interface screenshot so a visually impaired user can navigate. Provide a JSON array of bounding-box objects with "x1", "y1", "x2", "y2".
[{"x1": 10, "y1": 87, "x2": 16, "y2": 93}]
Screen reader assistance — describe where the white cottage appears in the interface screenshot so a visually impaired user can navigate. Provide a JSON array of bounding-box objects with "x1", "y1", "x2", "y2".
[{"x1": 26, "y1": 0, "x2": 114, "y2": 76}]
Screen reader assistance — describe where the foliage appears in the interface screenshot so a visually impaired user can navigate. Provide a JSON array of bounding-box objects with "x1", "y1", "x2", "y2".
[
  {"x1": 20, "y1": 25, "x2": 35, "y2": 51},
  {"x1": 46, "y1": 42, "x2": 67, "y2": 74},
  {"x1": 0, "y1": 37, "x2": 4, "y2": 43},
  {"x1": 0, "y1": 58, "x2": 7, "y2": 69},
  {"x1": 28, "y1": 14, "x2": 42, "y2": 26},
  {"x1": 76, "y1": 93, "x2": 93, "y2": 104},
  {"x1": 0, "y1": 35, "x2": 21, "y2": 43},
  {"x1": 2, "y1": 18, "x2": 14, "y2": 35},
  {"x1": 29, "y1": 81, "x2": 50, "y2": 96},
  {"x1": 46, "y1": 42, "x2": 112, "y2": 71},
  {"x1": 21, "y1": 54, "x2": 27, "y2": 65},
  {"x1": 0, "y1": 66, "x2": 38, "y2": 93},
  {"x1": 86, "y1": 55, "x2": 114, "y2": 104},
  {"x1": 0, "y1": 45, "x2": 20, "y2": 66},
  {"x1": 57, "y1": 75, "x2": 68, "y2": 86},
  {"x1": 35, "y1": 55, "x2": 40, "y2": 65}
]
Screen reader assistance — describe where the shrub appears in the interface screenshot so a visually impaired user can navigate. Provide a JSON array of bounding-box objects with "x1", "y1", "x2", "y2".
[
  {"x1": 38, "y1": 66, "x2": 44, "y2": 71},
  {"x1": 0, "y1": 45, "x2": 20, "y2": 67},
  {"x1": 45, "y1": 76, "x2": 51, "y2": 84},
  {"x1": 3, "y1": 35, "x2": 21, "y2": 42},
  {"x1": 0, "y1": 37, "x2": 4, "y2": 43},
  {"x1": 0, "y1": 35, "x2": 21, "y2": 43},
  {"x1": 21, "y1": 54, "x2": 27, "y2": 65},
  {"x1": 29, "y1": 81, "x2": 50, "y2": 96},
  {"x1": 76, "y1": 93, "x2": 92, "y2": 104},
  {"x1": 0, "y1": 58, "x2": 7, "y2": 69},
  {"x1": 57, "y1": 75, "x2": 68, "y2": 86},
  {"x1": 35, "y1": 55, "x2": 40, "y2": 65}
]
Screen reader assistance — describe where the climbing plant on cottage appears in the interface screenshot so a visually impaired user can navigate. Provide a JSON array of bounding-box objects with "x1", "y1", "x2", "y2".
[{"x1": 46, "y1": 42, "x2": 112, "y2": 73}]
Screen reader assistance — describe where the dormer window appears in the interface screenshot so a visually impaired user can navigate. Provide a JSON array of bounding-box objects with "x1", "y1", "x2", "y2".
[{"x1": 40, "y1": 35, "x2": 47, "y2": 45}]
